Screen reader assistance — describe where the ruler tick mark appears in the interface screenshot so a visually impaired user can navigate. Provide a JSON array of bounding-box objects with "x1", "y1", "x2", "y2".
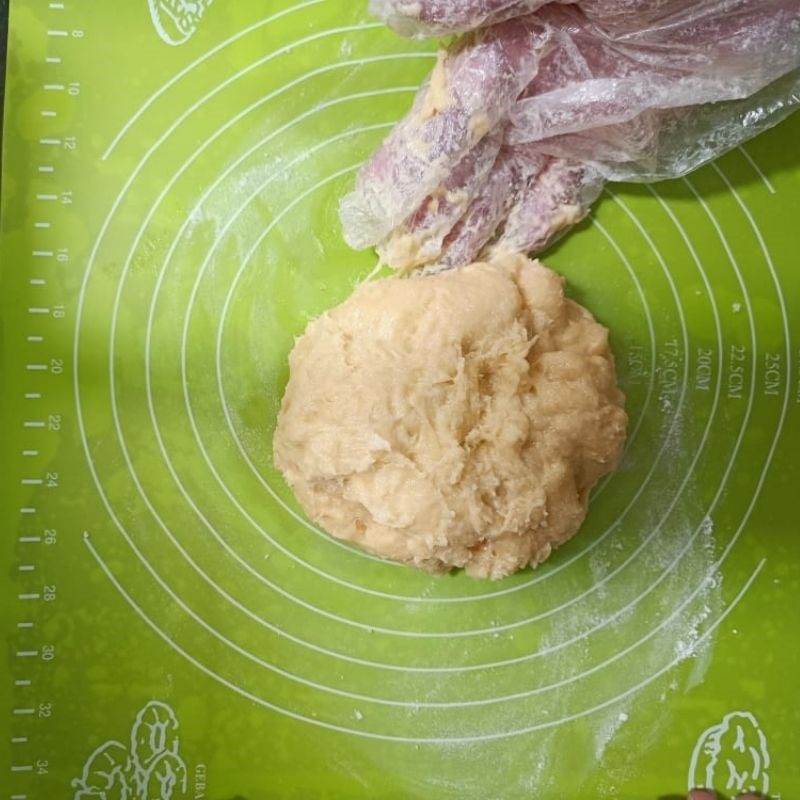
[
  {"x1": 32, "y1": 250, "x2": 53, "y2": 257},
  {"x1": 39, "y1": 138, "x2": 61, "y2": 145},
  {"x1": 49, "y1": 1, "x2": 66, "y2": 7},
  {"x1": 29, "y1": 279, "x2": 47, "y2": 286},
  {"x1": 18, "y1": 536, "x2": 42, "y2": 542},
  {"x1": 11, "y1": 736, "x2": 29, "y2": 743},
  {"x1": 47, "y1": 29, "x2": 68, "y2": 36},
  {"x1": 27, "y1": 307, "x2": 50, "y2": 314},
  {"x1": 23, "y1": 421, "x2": 45, "y2": 428},
  {"x1": 19, "y1": 509, "x2": 37, "y2": 515},
  {"x1": 18, "y1": 592, "x2": 41, "y2": 599},
  {"x1": 34, "y1": 221, "x2": 50, "y2": 228},
  {"x1": 26, "y1": 336, "x2": 44, "y2": 343},
  {"x1": 43, "y1": 84, "x2": 65, "y2": 91},
  {"x1": 24, "y1": 393, "x2": 42, "y2": 399},
  {"x1": 14, "y1": 680, "x2": 32, "y2": 687},
  {"x1": 38, "y1": 165, "x2": 55, "y2": 173},
  {"x1": 40, "y1": 110, "x2": 57, "y2": 118},
  {"x1": 22, "y1": 451, "x2": 40, "y2": 457},
  {"x1": 11, "y1": 765, "x2": 34, "y2": 772},
  {"x1": 21, "y1": 479, "x2": 43, "y2": 486},
  {"x1": 16, "y1": 651, "x2": 39, "y2": 659},
  {"x1": 12, "y1": 708, "x2": 35, "y2": 715},
  {"x1": 36, "y1": 193, "x2": 57, "y2": 201},
  {"x1": 26, "y1": 364, "x2": 48, "y2": 371}
]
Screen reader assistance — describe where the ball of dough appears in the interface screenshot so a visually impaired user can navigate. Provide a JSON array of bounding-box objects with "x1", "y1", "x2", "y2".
[{"x1": 273, "y1": 255, "x2": 627, "y2": 579}]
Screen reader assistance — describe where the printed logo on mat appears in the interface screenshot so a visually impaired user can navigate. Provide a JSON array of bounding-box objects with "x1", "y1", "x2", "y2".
[
  {"x1": 148, "y1": 0, "x2": 215, "y2": 46},
  {"x1": 688, "y1": 711, "x2": 772, "y2": 797},
  {"x1": 72, "y1": 700, "x2": 188, "y2": 799}
]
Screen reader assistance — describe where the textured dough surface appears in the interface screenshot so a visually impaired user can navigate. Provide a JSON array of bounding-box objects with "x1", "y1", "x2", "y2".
[{"x1": 273, "y1": 255, "x2": 627, "y2": 579}]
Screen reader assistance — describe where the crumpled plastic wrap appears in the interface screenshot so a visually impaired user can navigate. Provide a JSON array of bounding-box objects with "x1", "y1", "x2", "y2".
[{"x1": 341, "y1": 0, "x2": 800, "y2": 270}]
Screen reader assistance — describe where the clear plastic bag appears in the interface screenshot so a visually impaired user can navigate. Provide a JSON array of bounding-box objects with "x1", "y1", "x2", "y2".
[{"x1": 341, "y1": 0, "x2": 800, "y2": 270}]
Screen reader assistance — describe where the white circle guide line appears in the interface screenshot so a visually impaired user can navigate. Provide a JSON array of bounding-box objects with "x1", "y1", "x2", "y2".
[
  {"x1": 83, "y1": 530, "x2": 767, "y2": 742},
  {"x1": 85, "y1": 157, "x2": 784, "y2": 703},
  {"x1": 73, "y1": 9, "x2": 785, "y2": 728},
  {"x1": 210, "y1": 183, "x2": 691, "y2": 618},
  {"x1": 712, "y1": 163, "x2": 792, "y2": 500},
  {"x1": 121, "y1": 50, "x2": 442, "y2": 570},
  {"x1": 106, "y1": 141, "x2": 736, "y2": 664},
  {"x1": 76, "y1": 141, "x2": 788, "y2": 720},
  {"x1": 102, "y1": 1, "x2": 364, "y2": 159},
  {"x1": 209, "y1": 172, "x2": 693, "y2": 637}
]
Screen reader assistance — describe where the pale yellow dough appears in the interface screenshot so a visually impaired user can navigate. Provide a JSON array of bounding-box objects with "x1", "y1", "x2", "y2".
[{"x1": 273, "y1": 255, "x2": 627, "y2": 579}]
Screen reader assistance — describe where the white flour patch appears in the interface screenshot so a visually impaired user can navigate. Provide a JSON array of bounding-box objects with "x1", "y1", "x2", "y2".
[{"x1": 593, "y1": 707, "x2": 631, "y2": 762}]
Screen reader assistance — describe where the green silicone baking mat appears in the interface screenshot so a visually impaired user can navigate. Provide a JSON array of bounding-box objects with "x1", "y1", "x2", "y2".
[{"x1": 2, "y1": 2, "x2": 799, "y2": 798}]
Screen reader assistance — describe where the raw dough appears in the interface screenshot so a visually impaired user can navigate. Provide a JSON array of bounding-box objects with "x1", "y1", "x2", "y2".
[{"x1": 273, "y1": 255, "x2": 627, "y2": 579}]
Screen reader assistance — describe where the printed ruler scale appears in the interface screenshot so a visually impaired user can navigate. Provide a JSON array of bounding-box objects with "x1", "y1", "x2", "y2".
[
  {"x1": 3, "y1": 3, "x2": 86, "y2": 799},
  {"x1": 2, "y1": 2, "x2": 799, "y2": 799}
]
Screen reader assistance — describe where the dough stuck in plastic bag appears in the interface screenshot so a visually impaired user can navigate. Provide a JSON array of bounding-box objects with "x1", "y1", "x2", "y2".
[{"x1": 341, "y1": 0, "x2": 800, "y2": 270}]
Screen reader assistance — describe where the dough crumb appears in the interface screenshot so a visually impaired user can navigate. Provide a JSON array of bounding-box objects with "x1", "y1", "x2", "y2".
[{"x1": 273, "y1": 255, "x2": 627, "y2": 579}]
